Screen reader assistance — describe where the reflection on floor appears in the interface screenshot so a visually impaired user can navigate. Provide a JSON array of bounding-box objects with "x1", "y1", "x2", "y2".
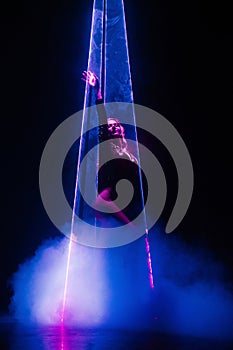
[{"x1": 0, "y1": 315, "x2": 233, "y2": 350}]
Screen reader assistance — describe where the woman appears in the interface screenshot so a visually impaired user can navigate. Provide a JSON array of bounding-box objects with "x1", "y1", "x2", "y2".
[{"x1": 82, "y1": 70, "x2": 144, "y2": 229}]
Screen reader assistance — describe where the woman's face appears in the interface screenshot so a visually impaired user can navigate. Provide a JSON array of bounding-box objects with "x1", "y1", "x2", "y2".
[{"x1": 107, "y1": 118, "x2": 124, "y2": 138}]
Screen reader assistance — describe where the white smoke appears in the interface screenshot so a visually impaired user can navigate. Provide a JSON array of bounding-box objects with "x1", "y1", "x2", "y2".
[{"x1": 9, "y1": 237, "x2": 109, "y2": 326}]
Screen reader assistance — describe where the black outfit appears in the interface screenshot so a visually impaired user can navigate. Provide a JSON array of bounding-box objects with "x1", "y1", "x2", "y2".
[{"x1": 96, "y1": 99, "x2": 147, "y2": 223}]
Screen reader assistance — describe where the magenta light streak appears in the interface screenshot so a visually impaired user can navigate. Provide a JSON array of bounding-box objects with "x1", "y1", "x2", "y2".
[
  {"x1": 145, "y1": 229, "x2": 154, "y2": 289},
  {"x1": 61, "y1": 233, "x2": 74, "y2": 323},
  {"x1": 61, "y1": 0, "x2": 99, "y2": 324},
  {"x1": 60, "y1": 324, "x2": 67, "y2": 350},
  {"x1": 121, "y1": 0, "x2": 155, "y2": 290}
]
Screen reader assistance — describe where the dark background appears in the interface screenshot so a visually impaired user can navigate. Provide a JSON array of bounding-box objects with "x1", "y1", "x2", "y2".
[{"x1": 1, "y1": 0, "x2": 232, "y2": 313}]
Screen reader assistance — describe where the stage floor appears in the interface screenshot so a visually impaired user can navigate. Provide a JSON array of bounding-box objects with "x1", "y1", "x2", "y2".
[{"x1": 0, "y1": 315, "x2": 232, "y2": 350}]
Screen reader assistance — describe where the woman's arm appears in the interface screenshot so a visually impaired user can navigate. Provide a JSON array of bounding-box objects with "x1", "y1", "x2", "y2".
[{"x1": 82, "y1": 70, "x2": 109, "y2": 145}]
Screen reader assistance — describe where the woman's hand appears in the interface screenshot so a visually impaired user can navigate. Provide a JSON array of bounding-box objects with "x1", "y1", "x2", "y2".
[
  {"x1": 82, "y1": 70, "x2": 99, "y2": 88},
  {"x1": 82, "y1": 70, "x2": 102, "y2": 99}
]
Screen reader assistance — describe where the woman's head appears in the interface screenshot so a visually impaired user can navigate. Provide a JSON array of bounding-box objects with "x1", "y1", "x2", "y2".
[
  {"x1": 107, "y1": 118, "x2": 125, "y2": 138},
  {"x1": 106, "y1": 117, "x2": 137, "y2": 163}
]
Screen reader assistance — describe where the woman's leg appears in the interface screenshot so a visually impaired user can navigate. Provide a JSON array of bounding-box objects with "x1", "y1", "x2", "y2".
[{"x1": 94, "y1": 187, "x2": 134, "y2": 228}]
